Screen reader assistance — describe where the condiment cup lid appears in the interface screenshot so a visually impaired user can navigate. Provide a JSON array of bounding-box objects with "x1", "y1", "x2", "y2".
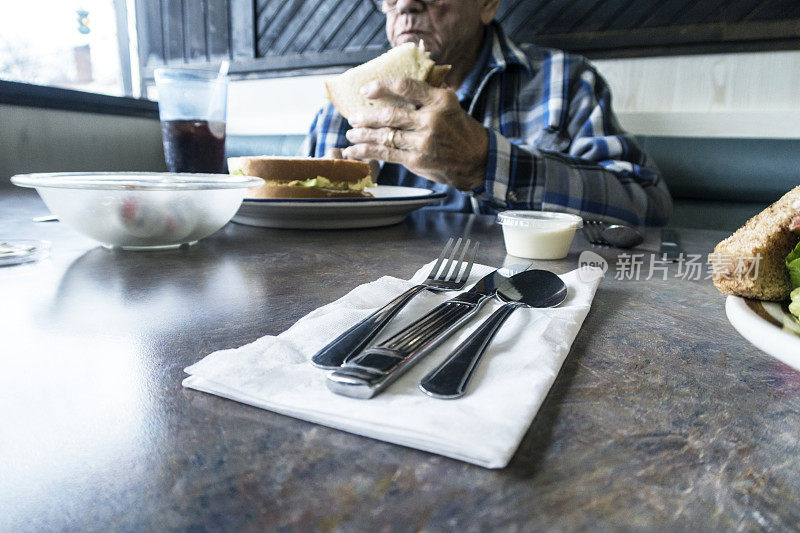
[{"x1": 496, "y1": 210, "x2": 583, "y2": 229}]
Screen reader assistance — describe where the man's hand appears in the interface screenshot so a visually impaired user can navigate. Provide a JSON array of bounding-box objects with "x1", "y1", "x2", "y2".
[
  {"x1": 323, "y1": 147, "x2": 344, "y2": 159},
  {"x1": 342, "y1": 78, "x2": 489, "y2": 191}
]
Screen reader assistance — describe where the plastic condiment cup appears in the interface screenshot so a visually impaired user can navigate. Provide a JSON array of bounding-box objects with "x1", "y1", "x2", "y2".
[{"x1": 497, "y1": 211, "x2": 583, "y2": 260}]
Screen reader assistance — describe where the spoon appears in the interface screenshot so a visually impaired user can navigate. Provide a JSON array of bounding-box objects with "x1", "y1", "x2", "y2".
[
  {"x1": 600, "y1": 224, "x2": 644, "y2": 248},
  {"x1": 419, "y1": 269, "x2": 568, "y2": 399}
]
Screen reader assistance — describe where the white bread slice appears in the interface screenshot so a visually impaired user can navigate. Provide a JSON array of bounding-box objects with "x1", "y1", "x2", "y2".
[
  {"x1": 712, "y1": 185, "x2": 800, "y2": 301},
  {"x1": 324, "y1": 42, "x2": 451, "y2": 121}
]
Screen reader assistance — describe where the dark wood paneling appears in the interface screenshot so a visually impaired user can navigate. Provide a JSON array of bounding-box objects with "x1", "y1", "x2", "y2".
[
  {"x1": 504, "y1": 0, "x2": 800, "y2": 58},
  {"x1": 639, "y1": 0, "x2": 696, "y2": 29},
  {"x1": 605, "y1": 1, "x2": 664, "y2": 32},
  {"x1": 161, "y1": 0, "x2": 184, "y2": 62},
  {"x1": 716, "y1": 0, "x2": 763, "y2": 24},
  {"x1": 671, "y1": 0, "x2": 730, "y2": 27},
  {"x1": 328, "y1": 3, "x2": 376, "y2": 52},
  {"x1": 136, "y1": 0, "x2": 164, "y2": 67},
  {"x1": 543, "y1": 0, "x2": 604, "y2": 34},
  {"x1": 305, "y1": 0, "x2": 370, "y2": 53},
  {"x1": 349, "y1": 11, "x2": 387, "y2": 50},
  {"x1": 535, "y1": 19, "x2": 800, "y2": 57},
  {"x1": 137, "y1": 0, "x2": 800, "y2": 79},
  {"x1": 255, "y1": 0, "x2": 296, "y2": 56},
  {"x1": 206, "y1": 0, "x2": 231, "y2": 60},
  {"x1": 183, "y1": 0, "x2": 207, "y2": 61},
  {"x1": 136, "y1": 0, "x2": 254, "y2": 69},
  {"x1": 746, "y1": 0, "x2": 800, "y2": 21},
  {"x1": 274, "y1": 0, "x2": 325, "y2": 55},
  {"x1": 230, "y1": 0, "x2": 256, "y2": 59},
  {"x1": 285, "y1": 0, "x2": 337, "y2": 54}
]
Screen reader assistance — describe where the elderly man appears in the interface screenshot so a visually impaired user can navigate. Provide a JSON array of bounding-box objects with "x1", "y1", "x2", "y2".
[{"x1": 301, "y1": 0, "x2": 672, "y2": 226}]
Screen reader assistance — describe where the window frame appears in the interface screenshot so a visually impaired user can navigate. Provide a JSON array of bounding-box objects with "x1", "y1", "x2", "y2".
[{"x1": 0, "y1": 80, "x2": 158, "y2": 119}]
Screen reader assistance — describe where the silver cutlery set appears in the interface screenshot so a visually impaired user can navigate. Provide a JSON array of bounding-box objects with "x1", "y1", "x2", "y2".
[
  {"x1": 314, "y1": 221, "x2": 664, "y2": 399},
  {"x1": 312, "y1": 237, "x2": 567, "y2": 400}
]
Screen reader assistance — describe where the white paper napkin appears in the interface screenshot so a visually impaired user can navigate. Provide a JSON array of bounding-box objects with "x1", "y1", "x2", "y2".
[{"x1": 183, "y1": 263, "x2": 603, "y2": 469}]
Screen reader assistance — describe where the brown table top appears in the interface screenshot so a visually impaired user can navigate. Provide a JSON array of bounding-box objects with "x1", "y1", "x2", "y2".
[{"x1": 2, "y1": 189, "x2": 798, "y2": 531}]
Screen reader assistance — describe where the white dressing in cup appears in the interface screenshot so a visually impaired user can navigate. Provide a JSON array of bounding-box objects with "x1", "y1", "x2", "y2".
[{"x1": 497, "y1": 211, "x2": 583, "y2": 259}]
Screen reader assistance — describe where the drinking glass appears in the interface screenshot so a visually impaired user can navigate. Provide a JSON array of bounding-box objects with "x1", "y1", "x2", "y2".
[{"x1": 154, "y1": 68, "x2": 228, "y2": 174}]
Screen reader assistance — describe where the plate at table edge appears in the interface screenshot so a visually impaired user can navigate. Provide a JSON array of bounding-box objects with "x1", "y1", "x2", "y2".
[
  {"x1": 726, "y1": 295, "x2": 800, "y2": 371},
  {"x1": 231, "y1": 185, "x2": 447, "y2": 229}
]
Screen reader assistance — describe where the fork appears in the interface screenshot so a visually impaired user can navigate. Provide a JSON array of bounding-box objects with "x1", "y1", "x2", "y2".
[
  {"x1": 310, "y1": 236, "x2": 480, "y2": 369},
  {"x1": 582, "y1": 220, "x2": 609, "y2": 246},
  {"x1": 583, "y1": 219, "x2": 645, "y2": 248}
]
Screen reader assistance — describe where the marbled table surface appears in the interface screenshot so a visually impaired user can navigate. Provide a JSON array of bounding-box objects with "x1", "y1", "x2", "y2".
[{"x1": 1, "y1": 190, "x2": 798, "y2": 532}]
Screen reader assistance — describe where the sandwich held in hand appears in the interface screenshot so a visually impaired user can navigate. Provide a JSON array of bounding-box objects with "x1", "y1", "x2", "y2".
[
  {"x1": 324, "y1": 41, "x2": 450, "y2": 121},
  {"x1": 228, "y1": 157, "x2": 374, "y2": 199},
  {"x1": 711, "y1": 186, "x2": 800, "y2": 317}
]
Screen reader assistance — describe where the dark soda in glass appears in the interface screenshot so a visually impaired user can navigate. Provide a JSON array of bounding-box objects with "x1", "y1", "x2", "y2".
[{"x1": 160, "y1": 119, "x2": 226, "y2": 174}]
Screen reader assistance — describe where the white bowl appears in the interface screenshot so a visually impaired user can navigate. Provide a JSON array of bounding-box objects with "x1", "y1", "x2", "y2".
[
  {"x1": 497, "y1": 210, "x2": 583, "y2": 260},
  {"x1": 11, "y1": 172, "x2": 264, "y2": 250}
]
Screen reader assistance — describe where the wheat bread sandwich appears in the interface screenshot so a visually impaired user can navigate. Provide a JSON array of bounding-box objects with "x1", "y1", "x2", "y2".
[
  {"x1": 711, "y1": 185, "x2": 800, "y2": 301},
  {"x1": 228, "y1": 156, "x2": 374, "y2": 199},
  {"x1": 324, "y1": 41, "x2": 451, "y2": 121}
]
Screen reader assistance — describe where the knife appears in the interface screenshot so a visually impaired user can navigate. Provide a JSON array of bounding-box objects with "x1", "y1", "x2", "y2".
[{"x1": 326, "y1": 263, "x2": 531, "y2": 399}]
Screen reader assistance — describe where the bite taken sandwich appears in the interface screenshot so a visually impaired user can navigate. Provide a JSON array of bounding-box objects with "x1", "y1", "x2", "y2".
[
  {"x1": 228, "y1": 157, "x2": 374, "y2": 199},
  {"x1": 711, "y1": 185, "x2": 800, "y2": 318},
  {"x1": 324, "y1": 41, "x2": 451, "y2": 121}
]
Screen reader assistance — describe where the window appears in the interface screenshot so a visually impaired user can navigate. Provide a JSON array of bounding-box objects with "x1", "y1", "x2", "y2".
[{"x1": 0, "y1": 0, "x2": 132, "y2": 97}]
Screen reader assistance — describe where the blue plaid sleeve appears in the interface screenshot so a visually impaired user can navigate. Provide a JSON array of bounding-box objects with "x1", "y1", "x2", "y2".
[
  {"x1": 299, "y1": 102, "x2": 352, "y2": 157},
  {"x1": 477, "y1": 57, "x2": 672, "y2": 227}
]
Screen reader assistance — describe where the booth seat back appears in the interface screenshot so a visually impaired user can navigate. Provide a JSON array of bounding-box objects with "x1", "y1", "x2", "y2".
[
  {"x1": 638, "y1": 136, "x2": 800, "y2": 231},
  {"x1": 2, "y1": 104, "x2": 165, "y2": 189}
]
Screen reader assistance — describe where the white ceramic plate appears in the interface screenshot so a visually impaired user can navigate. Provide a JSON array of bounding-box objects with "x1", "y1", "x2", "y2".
[
  {"x1": 726, "y1": 295, "x2": 800, "y2": 372},
  {"x1": 231, "y1": 185, "x2": 447, "y2": 229}
]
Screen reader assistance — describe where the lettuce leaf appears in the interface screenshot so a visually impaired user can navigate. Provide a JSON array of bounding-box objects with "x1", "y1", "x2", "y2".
[
  {"x1": 786, "y1": 242, "x2": 800, "y2": 320},
  {"x1": 297, "y1": 177, "x2": 323, "y2": 188},
  {"x1": 787, "y1": 241, "x2": 800, "y2": 290},
  {"x1": 790, "y1": 288, "x2": 800, "y2": 318}
]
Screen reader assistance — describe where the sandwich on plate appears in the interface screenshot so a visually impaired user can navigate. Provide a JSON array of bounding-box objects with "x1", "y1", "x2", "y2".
[
  {"x1": 324, "y1": 41, "x2": 451, "y2": 121},
  {"x1": 228, "y1": 157, "x2": 374, "y2": 199},
  {"x1": 711, "y1": 185, "x2": 800, "y2": 321}
]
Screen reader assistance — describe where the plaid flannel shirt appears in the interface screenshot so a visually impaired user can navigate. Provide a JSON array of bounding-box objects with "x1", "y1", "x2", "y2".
[{"x1": 301, "y1": 22, "x2": 672, "y2": 226}]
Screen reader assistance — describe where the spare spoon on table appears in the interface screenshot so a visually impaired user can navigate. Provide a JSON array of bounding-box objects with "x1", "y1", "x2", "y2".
[{"x1": 419, "y1": 269, "x2": 568, "y2": 399}]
